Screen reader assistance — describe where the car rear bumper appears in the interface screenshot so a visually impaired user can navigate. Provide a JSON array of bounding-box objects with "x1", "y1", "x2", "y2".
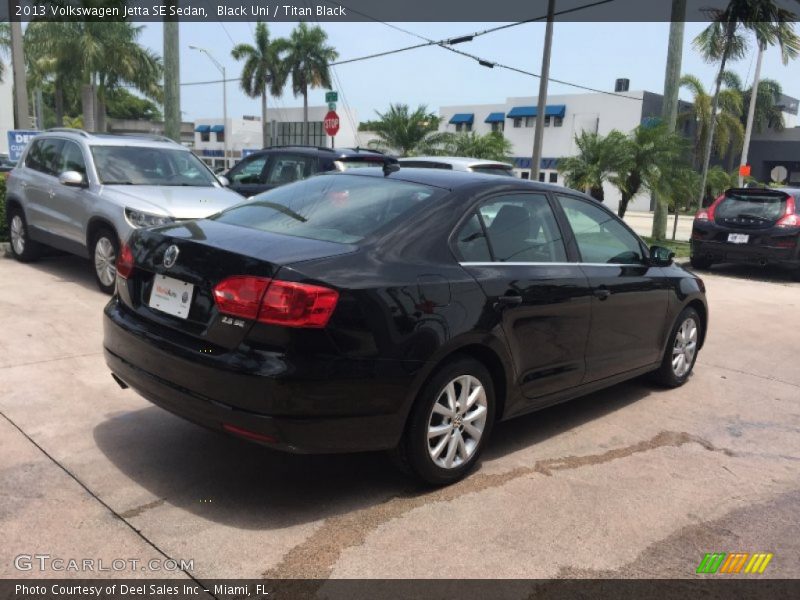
[
  {"x1": 691, "y1": 239, "x2": 800, "y2": 267},
  {"x1": 103, "y1": 298, "x2": 416, "y2": 453}
]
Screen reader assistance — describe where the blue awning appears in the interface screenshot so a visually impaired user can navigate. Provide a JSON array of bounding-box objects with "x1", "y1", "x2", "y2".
[
  {"x1": 484, "y1": 112, "x2": 506, "y2": 123},
  {"x1": 194, "y1": 124, "x2": 211, "y2": 133},
  {"x1": 507, "y1": 105, "x2": 566, "y2": 119},
  {"x1": 210, "y1": 125, "x2": 225, "y2": 133},
  {"x1": 449, "y1": 113, "x2": 474, "y2": 125}
]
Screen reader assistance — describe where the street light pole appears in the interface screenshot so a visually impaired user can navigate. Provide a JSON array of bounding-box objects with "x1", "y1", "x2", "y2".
[
  {"x1": 530, "y1": 0, "x2": 555, "y2": 182},
  {"x1": 189, "y1": 46, "x2": 229, "y2": 170}
]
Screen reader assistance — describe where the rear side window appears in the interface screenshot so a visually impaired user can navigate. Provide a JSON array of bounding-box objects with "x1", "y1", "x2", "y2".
[
  {"x1": 264, "y1": 154, "x2": 318, "y2": 184},
  {"x1": 212, "y1": 174, "x2": 445, "y2": 244},
  {"x1": 716, "y1": 191, "x2": 788, "y2": 223}
]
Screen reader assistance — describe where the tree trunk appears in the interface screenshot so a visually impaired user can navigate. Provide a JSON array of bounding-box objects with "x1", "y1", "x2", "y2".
[
  {"x1": 261, "y1": 90, "x2": 269, "y2": 147},
  {"x1": 54, "y1": 81, "x2": 64, "y2": 127},
  {"x1": 617, "y1": 193, "x2": 632, "y2": 218},
  {"x1": 672, "y1": 204, "x2": 680, "y2": 240},
  {"x1": 81, "y1": 83, "x2": 96, "y2": 132},
  {"x1": 697, "y1": 18, "x2": 737, "y2": 206},
  {"x1": 738, "y1": 42, "x2": 764, "y2": 186},
  {"x1": 163, "y1": 13, "x2": 181, "y2": 143},
  {"x1": 96, "y1": 94, "x2": 106, "y2": 133},
  {"x1": 590, "y1": 185, "x2": 604, "y2": 203},
  {"x1": 303, "y1": 86, "x2": 309, "y2": 145}
]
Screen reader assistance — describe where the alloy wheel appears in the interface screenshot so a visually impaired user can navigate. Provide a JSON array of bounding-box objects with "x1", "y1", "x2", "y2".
[
  {"x1": 427, "y1": 375, "x2": 488, "y2": 469},
  {"x1": 10, "y1": 215, "x2": 25, "y2": 255},
  {"x1": 672, "y1": 317, "x2": 698, "y2": 378},
  {"x1": 94, "y1": 237, "x2": 117, "y2": 287}
]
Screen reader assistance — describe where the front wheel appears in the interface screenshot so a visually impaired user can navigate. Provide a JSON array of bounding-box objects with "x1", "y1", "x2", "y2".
[
  {"x1": 391, "y1": 356, "x2": 496, "y2": 486},
  {"x1": 91, "y1": 227, "x2": 120, "y2": 294},
  {"x1": 651, "y1": 307, "x2": 701, "y2": 388}
]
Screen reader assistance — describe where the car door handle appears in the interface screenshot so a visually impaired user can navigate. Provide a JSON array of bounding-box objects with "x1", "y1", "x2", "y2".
[
  {"x1": 593, "y1": 288, "x2": 611, "y2": 301},
  {"x1": 494, "y1": 294, "x2": 523, "y2": 311},
  {"x1": 48, "y1": 189, "x2": 55, "y2": 198}
]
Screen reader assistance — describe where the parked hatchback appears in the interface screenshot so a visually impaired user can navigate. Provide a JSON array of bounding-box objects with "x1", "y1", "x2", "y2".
[
  {"x1": 224, "y1": 145, "x2": 396, "y2": 197},
  {"x1": 691, "y1": 187, "x2": 800, "y2": 275},
  {"x1": 104, "y1": 169, "x2": 707, "y2": 485},
  {"x1": 398, "y1": 156, "x2": 515, "y2": 177},
  {"x1": 5, "y1": 129, "x2": 243, "y2": 293}
]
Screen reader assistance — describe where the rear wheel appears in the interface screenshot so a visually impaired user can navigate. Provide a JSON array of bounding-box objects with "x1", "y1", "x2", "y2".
[
  {"x1": 651, "y1": 307, "x2": 701, "y2": 388},
  {"x1": 7, "y1": 206, "x2": 41, "y2": 262},
  {"x1": 91, "y1": 227, "x2": 119, "y2": 294},
  {"x1": 690, "y1": 255, "x2": 712, "y2": 270},
  {"x1": 391, "y1": 356, "x2": 495, "y2": 486}
]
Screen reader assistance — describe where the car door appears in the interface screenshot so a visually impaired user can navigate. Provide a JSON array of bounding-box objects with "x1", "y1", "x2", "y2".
[
  {"x1": 456, "y1": 192, "x2": 592, "y2": 403},
  {"x1": 225, "y1": 153, "x2": 270, "y2": 197},
  {"x1": 22, "y1": 138, "x2": 65, "y2": 237},
  {"x1": 46, "y1": 140, "x2": 92, "y2": 245},
  {"x1": 554, "y1": 193, "x2": 668, "y2": 382}
]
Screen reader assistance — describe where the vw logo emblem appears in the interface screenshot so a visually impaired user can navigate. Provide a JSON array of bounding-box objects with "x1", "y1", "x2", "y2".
[{"x1": 163, "y1": 245, "x2": 180, "y2": 269}]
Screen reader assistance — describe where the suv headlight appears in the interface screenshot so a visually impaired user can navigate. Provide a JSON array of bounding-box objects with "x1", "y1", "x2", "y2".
[{"x1": 125, "y1": 208, "x2": 174, "y2": 228}]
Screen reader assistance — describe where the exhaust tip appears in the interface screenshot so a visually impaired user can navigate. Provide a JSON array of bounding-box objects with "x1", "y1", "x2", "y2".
[{"x1": 111, "y1": 373, "x2": 129, "y2": 390}]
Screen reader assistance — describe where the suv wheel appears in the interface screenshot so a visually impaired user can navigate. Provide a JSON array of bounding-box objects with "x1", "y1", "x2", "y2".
[
  {"x1": 7, "y1": 207, "x2": 41, "y2": 262},
  {"x1": 91, "y1": 227, "x2": 119, "y2": 294},
  {"x1": 391, "y1": 356, "x2": 495, "y2": 486},
  {"x1": 651, "y1": 307, "x2": 701, "y2": 388}
]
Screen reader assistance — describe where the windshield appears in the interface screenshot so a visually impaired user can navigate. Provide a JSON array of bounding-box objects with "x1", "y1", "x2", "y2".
[
  {"x1": 211, "y1": 174, "x2": 444, "y2": 244},
  {"x1": 91, "y1": 145, "x2": 218, "y2": 186},
  {"x1": 716, "y1": 191, "x2": 788, "y2": 222},
  {"x1": 469, "y1": 165, "x2": 514, "y2": 176}
]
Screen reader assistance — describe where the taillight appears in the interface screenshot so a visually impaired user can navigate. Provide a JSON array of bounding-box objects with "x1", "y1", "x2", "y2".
[
  {"x1": 776, "y1": 196, "x2": 799, "y2": 228},
  {"x1": 212, "y1": 276, "x2": 339, "y2": 328},
  {"x1": 695, "y1": 194, "x2": 724, "y2": 222},
  {"x1": 116, "y1": 243, "x2": 135, "y2": 279},
  {"x1": 212, "y1": 276, "x2": 271, "y2": 320}
]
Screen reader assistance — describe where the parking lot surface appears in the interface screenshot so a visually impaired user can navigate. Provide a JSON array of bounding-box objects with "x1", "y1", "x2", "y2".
[{"x1": 1, "y1": 252, "x2": 798, "y2": 580}]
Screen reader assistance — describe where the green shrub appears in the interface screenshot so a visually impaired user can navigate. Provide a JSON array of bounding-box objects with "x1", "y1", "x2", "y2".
[{"x1": 0, "y1": 176, "x2": 7, "y2": 243}]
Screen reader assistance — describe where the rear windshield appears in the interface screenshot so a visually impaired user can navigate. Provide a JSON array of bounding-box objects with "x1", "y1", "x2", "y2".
[
  {"x1": 211, "y1": 174, "x2": 444, "y2": 244},
  {"x1": 334, "y1": 158, "x2": 386, "y2": 170},
  {"x1": 399, "y1": 161, "x2": 454, "y2": 170},
  {"x1": 717, "y1": 191, "x2": 788, "y2": 222},
  {"x1": 469, "y1": 166, "x2": 514, "y2": 176}
]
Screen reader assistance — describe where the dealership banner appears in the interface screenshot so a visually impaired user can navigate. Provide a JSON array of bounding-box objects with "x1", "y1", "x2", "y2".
[
  {"x1": 6, "y1": 130, "x2": 40, "y2": 163},
  {"x1": 4, "y1": 0, "x2": 800, "y2": 22}
]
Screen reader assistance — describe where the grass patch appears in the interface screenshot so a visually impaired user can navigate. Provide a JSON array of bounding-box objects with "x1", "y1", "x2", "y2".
[{"x1": 641, "y1": 236, "x2": 691, "y2": 258}]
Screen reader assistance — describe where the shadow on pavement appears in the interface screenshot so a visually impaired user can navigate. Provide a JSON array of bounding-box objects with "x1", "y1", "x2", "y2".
[
  {"x1": 93, "y1": 377, "x2": 654, "y2": 529},
  {"x1": 4, "y1": 251, "x2": 99, "y2": 293},
  {"x1": 689, "y1": 263, "x2": 797, "y2": 285}
]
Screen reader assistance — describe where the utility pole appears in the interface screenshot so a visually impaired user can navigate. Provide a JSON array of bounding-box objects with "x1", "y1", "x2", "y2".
[
  {"x1": 531, "y1": 0, "x2": 555, "y2": 182},
  {"x1": 10, "y1": 18, "x2": 30, "y2": 129},
  {"x1": 738, "y1": 42, "x2": 764, "y2": 187},
  {"x1": 163, "y1": 3, "x2": 181, "y2": 143},
  {"x1": 652, "y1": 0, "x2": 686, "y2": 241},
  {"x1": 190, "y1": 46, "x2": 228, "y2": 170}
]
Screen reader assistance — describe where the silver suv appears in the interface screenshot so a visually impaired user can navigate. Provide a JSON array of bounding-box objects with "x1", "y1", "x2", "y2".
[{"x1": 5, "y1": 129, "x2": 243, "y2": 292}]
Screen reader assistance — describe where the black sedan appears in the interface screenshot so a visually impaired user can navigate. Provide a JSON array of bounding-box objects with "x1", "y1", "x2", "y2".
[{"x1": 104, "y1": 168, "x2": 708, "y2": 485}]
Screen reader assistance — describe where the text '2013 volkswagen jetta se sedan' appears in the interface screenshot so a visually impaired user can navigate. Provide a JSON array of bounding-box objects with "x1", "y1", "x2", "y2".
[{"x1": 104, "y1": 168, "x2": 708, "y2": 485}]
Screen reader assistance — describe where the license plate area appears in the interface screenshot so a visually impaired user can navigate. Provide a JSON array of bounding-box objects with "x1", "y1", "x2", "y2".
[
  {"x1": 148, "y1": 275, "x2": 194, "y2": 319},
  {"x1": 727, "y1": 233, "x2": 749, "y2": 244}
]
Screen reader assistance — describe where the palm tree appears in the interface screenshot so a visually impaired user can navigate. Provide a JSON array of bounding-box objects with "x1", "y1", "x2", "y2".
[
  {"x1": 231, "y1": 22, "x2": 287, "y2": 148},
  {"x1": 0, "y1": 21, "x2": 9, "y2": 83},
  {"x1": 282, "y1": 23, "x2": 338, "y2": 145},
  {"x1": 654, "y1": 163, "x2": 701, "y2": 240},
  {"x1": 610, "y1": 123, "x2": 688, "y2": 218},
  {"x1": 742, "y1": 78, "x2": 786, "y2": 133},
  {"x1": 367, "y1": 103, "x2": 447, "y2": 156},
  {"x1": 435, "y1": 131, "x2": 513, "y2": 162},
  {"x1": 559, "y1": 130, "x2": 629, "y2": 203},
  {"x1": 693, "y1": 0, "x2": 800, "y2": 206},
  {"x1": 679, "y1": 73, "x2": 744, "y2": 174}
]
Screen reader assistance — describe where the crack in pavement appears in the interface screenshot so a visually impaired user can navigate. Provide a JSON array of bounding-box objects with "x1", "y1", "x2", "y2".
[
  {"x1": 263, "y1": 430, "x2": 734, "y2": 580},
  {"x1": 119, "y1": 498, "x2": 166, "y2": 519}
]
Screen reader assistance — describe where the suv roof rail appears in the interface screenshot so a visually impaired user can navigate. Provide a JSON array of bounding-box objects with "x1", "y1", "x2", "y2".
[
  {"x1": 113, "y1": 133, "x2": 175, "y2": 143},
  {"x1": 46, "y1": 128, "x2": 91, "y2": 137}
]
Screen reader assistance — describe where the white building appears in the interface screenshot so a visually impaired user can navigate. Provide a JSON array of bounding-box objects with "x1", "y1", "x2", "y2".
[
  {"x1": 0, "y1": 60, "x2": 15, "y2": 155},
  {"x1": 193, "y1": 106, "x2": 360, "y2": 170},
  {"x1": 438, "y1": 90, "x2": 693, "y2": 212}
]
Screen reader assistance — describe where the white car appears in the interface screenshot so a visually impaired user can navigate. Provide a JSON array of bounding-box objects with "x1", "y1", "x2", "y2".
[{"x1": 398, "y1": 156, "x2": 515, "y2": 177}]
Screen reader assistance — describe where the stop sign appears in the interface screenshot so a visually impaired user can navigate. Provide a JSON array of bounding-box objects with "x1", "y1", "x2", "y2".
[{"x1": 324, "y1": 110, "x2": 340, "y2": 136}]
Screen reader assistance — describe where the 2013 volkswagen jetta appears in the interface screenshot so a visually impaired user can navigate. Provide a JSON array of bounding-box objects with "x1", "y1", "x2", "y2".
[{"x1": 103, "y1": 168, "x2": 708, "y2": 485}]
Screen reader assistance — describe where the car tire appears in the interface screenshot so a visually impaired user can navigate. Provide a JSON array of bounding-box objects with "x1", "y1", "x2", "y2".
[
  {"x1": 7, "y1": 206, "x2": 41, "y2": 263},
  {"x1": 91, "y1": 227, "x2": 120, "y2": 294},
  {"x1": 651, "y1": 307, "x2": 701, "y2": 388},
  {"x1": 391, "y1": 356, "x2": 496, "y2": 486},
  {"x1": 690, "y1": 256, "x2": 712, "y2": 270}
]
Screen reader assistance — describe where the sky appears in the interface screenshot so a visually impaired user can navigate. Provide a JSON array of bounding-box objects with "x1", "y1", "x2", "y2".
[{"x1": 133, "y1": 21, "x2": 800, "y2": 124}]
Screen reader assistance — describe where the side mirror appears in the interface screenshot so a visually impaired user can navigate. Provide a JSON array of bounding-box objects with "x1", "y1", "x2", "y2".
[
  {"x1": 649, "y1": 245, "x2": 675, "y2": 266},
  {"x1": 59, "y1": 171, "x2": 85, "y2": 187},
  {"x1": 217, "y1": 175, "x2": 230, "y2": 187}
]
